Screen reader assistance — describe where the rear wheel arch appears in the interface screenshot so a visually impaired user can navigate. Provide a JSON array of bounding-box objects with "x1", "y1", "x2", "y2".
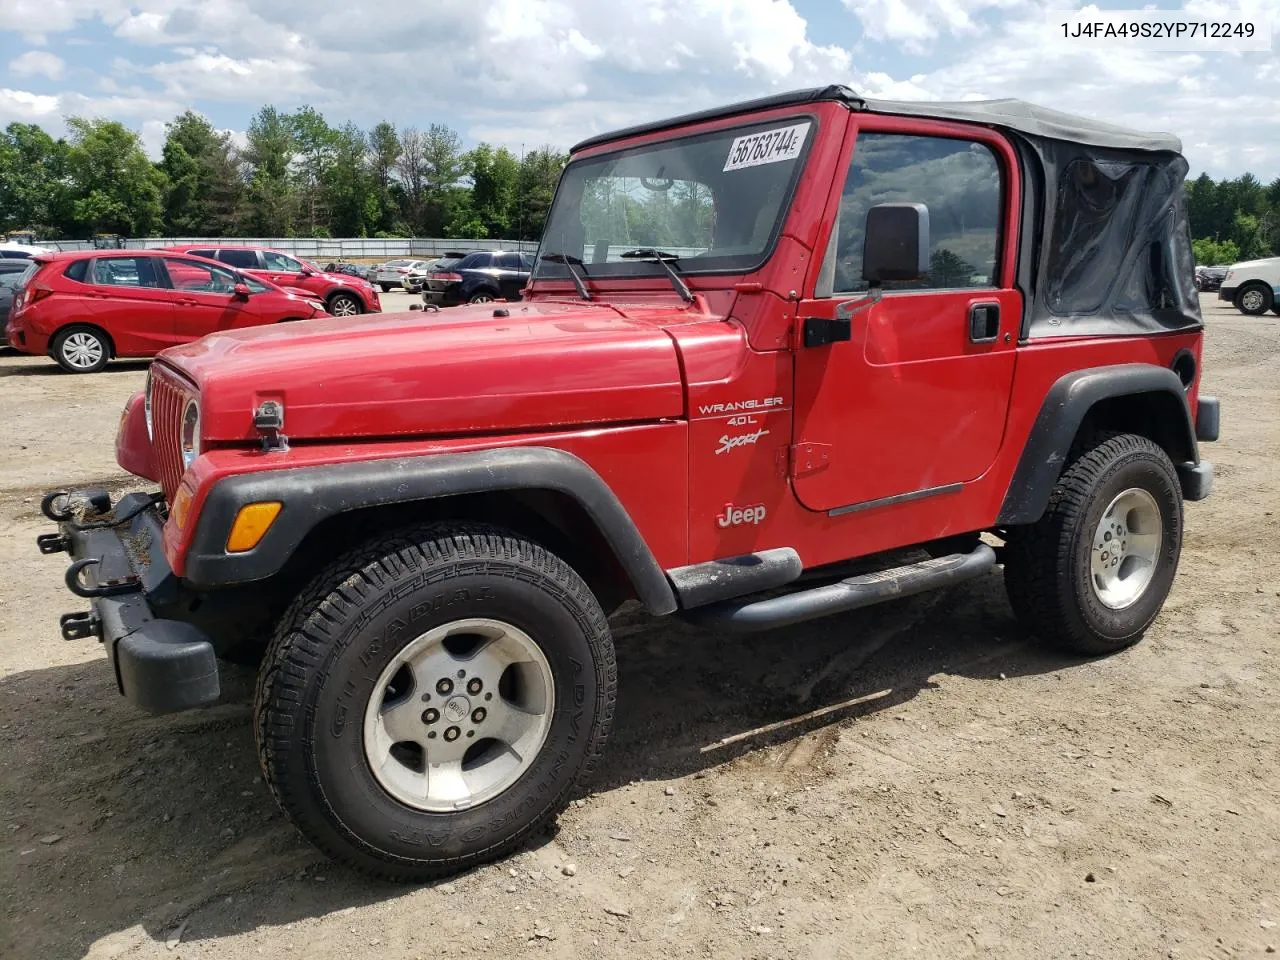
[{"x1": 998, "y1": 364, "x2": 1198, "y2": 525}]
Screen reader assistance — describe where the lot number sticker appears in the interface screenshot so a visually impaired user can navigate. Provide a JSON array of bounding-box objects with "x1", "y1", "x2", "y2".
[{"x1": 723, "y1": 122, "x2": 811, "y2": 172}]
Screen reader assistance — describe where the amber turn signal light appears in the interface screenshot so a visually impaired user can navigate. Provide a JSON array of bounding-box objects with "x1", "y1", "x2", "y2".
[{"x1": 225, "y1": 501, "x2": 282, "y2": 553}]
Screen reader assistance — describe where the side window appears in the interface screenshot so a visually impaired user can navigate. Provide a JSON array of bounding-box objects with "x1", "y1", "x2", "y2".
[
  {"x1": 827, "y1": 132, "x2": 1002, "y2": 294},
  {"x1": 188, "y1": 249, "x2": 217, "y2": 260},
  {"x1": 63, "y1": 260, "x2": 89, "y2": 283},
  {"x1": 90, "y1": 257, "x2": 160, "y2": 288},
  {"x1": 499, "y1": 253, "x2": 523, "y2": 270},
  {"x1": 262, "y1": 250, "x2": 302, "y2": 272},
  {"x1": 457, "y1": 253, "x2": 490, "y2": 270},
  {"x1": 217, "y1": 249, "x2": 260, "y2": 269},
  {"x1": 163, "y1": 258, "x2": 239, "y2": 293}
]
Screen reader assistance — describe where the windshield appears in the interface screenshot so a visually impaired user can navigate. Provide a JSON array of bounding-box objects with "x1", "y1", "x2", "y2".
[{"x1": 534, "y1": 115, "x2": 815, "y2": 282}]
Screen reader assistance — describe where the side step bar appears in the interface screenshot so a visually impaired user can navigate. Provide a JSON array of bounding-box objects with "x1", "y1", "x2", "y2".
[{"x1": 684, "y1": 543, "x2": 997, "y2": 633}]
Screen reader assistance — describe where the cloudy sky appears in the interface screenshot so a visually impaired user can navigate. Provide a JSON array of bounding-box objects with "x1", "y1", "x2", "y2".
[{"x1": 1, "y1": 0, "x2": 1277, "y2": 177}]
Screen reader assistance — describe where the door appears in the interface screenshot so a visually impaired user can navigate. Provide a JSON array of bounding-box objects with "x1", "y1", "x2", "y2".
[
  {"x1": 81, "y1": 256, "x2": 175, "y2": 353},
  {"x1": 496, "y1": 253, "x2": 527, "y2": 299},
  {"x1": 260, "y1": 249, "x2": 313, "y2": 293},
  {"x1": 162, "y1": 257, "x2": 258, "y2": 338},
  {"x1": 791, "y1": 121, "x2": 1022, "y2": 513}
]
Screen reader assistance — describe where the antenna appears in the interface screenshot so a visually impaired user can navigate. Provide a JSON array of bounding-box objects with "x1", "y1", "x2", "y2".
[{"x1": 518, "y1": 141, "x2": 525, "y2": 244}]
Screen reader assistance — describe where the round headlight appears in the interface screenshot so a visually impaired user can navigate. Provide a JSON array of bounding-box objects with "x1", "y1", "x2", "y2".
[
  {"x1": 181, "y1": 399, "x2": 201, "y2": 470},
  {"x1": 143, "y1": 369, "x2": 154, "y2": 442}
]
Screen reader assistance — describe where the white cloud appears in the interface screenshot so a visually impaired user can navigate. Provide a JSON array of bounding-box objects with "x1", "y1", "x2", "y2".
[
  {"x1": 9, "y1": 50, "x2": 66, "y2": 80},
  {"x1": 843, "y1": 0, "x2": 1027, "y2": 51},
  {"x1": 147, "y1": 52, "x2": 315, "y2": 101},
  {"x1": 0, "y1": 0, "x2": 1275, "y2": 176}
]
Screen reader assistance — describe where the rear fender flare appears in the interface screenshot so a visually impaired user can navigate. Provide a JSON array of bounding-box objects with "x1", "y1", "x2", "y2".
[
  {"x1": 998, "y1": 364, "x2": 1198, "y2": 525},
  {"x1": 183, "y1": 446, "x2": 678, "y2": 615}
]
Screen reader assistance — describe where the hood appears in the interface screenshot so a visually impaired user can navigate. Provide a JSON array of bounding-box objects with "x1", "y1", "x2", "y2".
[{"x1": 158, "y1": 300, "x2": 691, "y2": 443}]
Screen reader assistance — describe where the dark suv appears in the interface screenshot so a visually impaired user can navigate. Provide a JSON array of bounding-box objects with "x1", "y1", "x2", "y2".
[{"x1": 421, "y1": 250, "x2": 534, "y2": 305}]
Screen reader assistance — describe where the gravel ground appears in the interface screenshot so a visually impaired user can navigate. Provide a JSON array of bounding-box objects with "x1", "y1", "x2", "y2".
[{"x1": 1, "y1": 294, "x2": 1277, "y2": 960}]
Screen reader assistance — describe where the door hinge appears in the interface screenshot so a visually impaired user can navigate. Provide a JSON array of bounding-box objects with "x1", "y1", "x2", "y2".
[{"x1": 790, "y1": 442, "x2": 832, "y2": 476}]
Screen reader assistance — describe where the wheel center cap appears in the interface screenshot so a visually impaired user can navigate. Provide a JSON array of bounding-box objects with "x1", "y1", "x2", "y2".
[{"x1": 443, "y1": 695, "x2": 471, "y2": 723}]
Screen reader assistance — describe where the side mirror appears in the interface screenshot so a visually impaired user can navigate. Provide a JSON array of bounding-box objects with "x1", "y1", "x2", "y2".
[
  {"x1": 232, "y1": 282, "x2": 251, "y2": 301},
  {"x1": 300, "y1": 268, "x2": 314, "y2": 277},
  {"x1": 862, "y1": 202, "x2": 930, "y2": 284}
]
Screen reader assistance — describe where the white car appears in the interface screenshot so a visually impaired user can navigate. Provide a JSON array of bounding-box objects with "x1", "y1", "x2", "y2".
[
  {"x1": 1220, "y1": 257, "x2": 1280, "y2": 316},
  {"x1": 373, "y1": 259, "x2": 432, "y2": 292},
  {"x1": 0, "y1": 241, "x2": 52, "y2": 260}
]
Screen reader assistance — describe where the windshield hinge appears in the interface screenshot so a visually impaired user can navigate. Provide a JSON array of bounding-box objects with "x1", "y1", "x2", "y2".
[{"x1": 790, "y1": 442, "x2": 832, "y2": 477}]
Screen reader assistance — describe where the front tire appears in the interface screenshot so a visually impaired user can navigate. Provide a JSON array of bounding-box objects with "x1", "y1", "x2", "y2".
[
  {"x1": 52, "y1": 325, "x2": 110, "y2": 373},
  {"x1": 1003, "y1": 433, "x2": 1182, "y2": 655},
  {"x1": 254, "y1": 524, "x2": 615, "y2": 881},
  {"x1": 1236, "y1": 283, "x2": 1273, "y2": 315},
  {"x1": 327, "y1": 293, "x2": 362, "y2": 317}
]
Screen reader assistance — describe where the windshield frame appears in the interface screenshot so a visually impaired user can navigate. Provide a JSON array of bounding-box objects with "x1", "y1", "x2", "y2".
[{"x1": 533, "y1": 111, "x2": 820, "y2": 284}]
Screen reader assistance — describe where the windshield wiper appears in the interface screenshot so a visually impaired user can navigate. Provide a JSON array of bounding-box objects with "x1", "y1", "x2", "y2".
[
  {"x1": 539, "y1": 252, "x2": 592, "y2": 301},
  {"x1": 619, "y1": 248, "x2": 694, "y2": 303}
]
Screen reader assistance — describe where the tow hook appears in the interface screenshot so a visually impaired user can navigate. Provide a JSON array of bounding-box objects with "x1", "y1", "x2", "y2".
[
  {"x1": 65, "y1": 558, "x2": 142, "y2": 599},
  {"x1": 60, "y1": 611, "x2": 102, "y2": 642},
  {"x1": 41, "y1": 490, "x2": 73, "y2": 522},
  {"x1": 41, "y1": 488, "x2": 112, "y2": 523},
  {"x1": 36, "y1": 533, "x2": 70, "y2": 555}
]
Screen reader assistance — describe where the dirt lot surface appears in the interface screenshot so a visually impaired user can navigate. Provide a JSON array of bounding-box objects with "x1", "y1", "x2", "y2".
[{"x1": 2, "y1": 294, "x2": 1277, "y2": 960}]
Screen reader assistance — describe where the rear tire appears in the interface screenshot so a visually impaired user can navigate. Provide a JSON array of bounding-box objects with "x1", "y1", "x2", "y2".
[
  {"x1": 254, "y1": 523, "x2": 615, "y2": 881},
  {"x1": 1003, "y1": 433, "x2": 1182, "y2": 655},
  {"x1": 1236, "y1": 283, "x2": 1273, "y2": 315},
  {"x1": 52, "y1": 325, "x2": 110, "y2": 373},
  {"x1": 468, "y1": 290, "x2": 497, "y2": 304},
  {"x1": 379, "y1": 283, "x2": 393, "y2": 293}
]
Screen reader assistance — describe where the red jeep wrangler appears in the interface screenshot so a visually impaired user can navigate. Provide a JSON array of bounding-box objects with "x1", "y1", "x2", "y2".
[{"x1": 39, "y1": 87, "x2": 1219, "y2": 881}]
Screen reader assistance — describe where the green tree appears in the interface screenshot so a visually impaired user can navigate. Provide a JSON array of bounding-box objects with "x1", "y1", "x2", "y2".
[
  {"x1": 242, "y1": 106, "x2": 296, "y2": 235},
  {"x1": 419, "y1": 123, "x2": 468, "y2": 235},
  {"x1": 64, "y1": 117, "x2": 165, "y2": 236},
  {"x1": 514, "y1": 146, "x2": 568, "y2": 241},
  {"x1": 160, "y1": 111, "x2": 242, "y2": 235},
  {"x1": 0, "y1": 123, "x2": 73, "y2": 234},
  {"x1": 1191, "y1": 237, "x2": 1239, "y2": 265},
  {"x1": 367, "y1": 121, "x2": 401, "y2": 232},
  {"x1": 326, "y1": 122, "x2": 371, "y2": 237},
  {"x1": 289, "y1": 106, "x2": 339, "y2": 234},
  {"x1": 468, "y1": 143, "x2": 519, "y2": 237}
]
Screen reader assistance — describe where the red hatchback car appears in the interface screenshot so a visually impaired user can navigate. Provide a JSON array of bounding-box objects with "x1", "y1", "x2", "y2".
[
  {"x1": 7, "y1": 250, "x2": 330, "y2": 373},
  {"x1": 165, "y1": 245, "x2": 381, "y2": 316}
]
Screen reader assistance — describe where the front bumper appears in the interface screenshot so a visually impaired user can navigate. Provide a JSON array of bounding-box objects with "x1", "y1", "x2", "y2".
[
  {"x1": 38, "y1": 489, "x2": 219, "y2": 714},
  {"x1": 1219, "y1": 285, "x2": 1236, "y2": 302}
]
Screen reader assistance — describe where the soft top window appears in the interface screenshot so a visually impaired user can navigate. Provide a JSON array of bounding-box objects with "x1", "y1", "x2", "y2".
[{"x1": 536, "y1": 114, "x2": 816, "y2": 283}]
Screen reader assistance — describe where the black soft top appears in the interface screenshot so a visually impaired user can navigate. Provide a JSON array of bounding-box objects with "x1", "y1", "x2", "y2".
[{"x1": 572, "y1": 85, "x2": 1201, "y2": 340}]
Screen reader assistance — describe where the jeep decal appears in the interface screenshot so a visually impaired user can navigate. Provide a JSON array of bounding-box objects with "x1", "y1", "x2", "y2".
[{"x1": 717, "y1": 503, "x2": 767, "y2": 528}]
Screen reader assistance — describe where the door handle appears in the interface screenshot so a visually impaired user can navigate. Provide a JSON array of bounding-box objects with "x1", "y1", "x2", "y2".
[{"x1": 968, "y1": 302, "x2": 1000, "y2": 343}]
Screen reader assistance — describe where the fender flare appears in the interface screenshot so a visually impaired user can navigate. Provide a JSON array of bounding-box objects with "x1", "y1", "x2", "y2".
[
  {"x1": 997, "y1": 363, "x2": 1199, "y2": 526},
  {"x1": 183, "y1": 447, "x2": 678, "y2": 615}
]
